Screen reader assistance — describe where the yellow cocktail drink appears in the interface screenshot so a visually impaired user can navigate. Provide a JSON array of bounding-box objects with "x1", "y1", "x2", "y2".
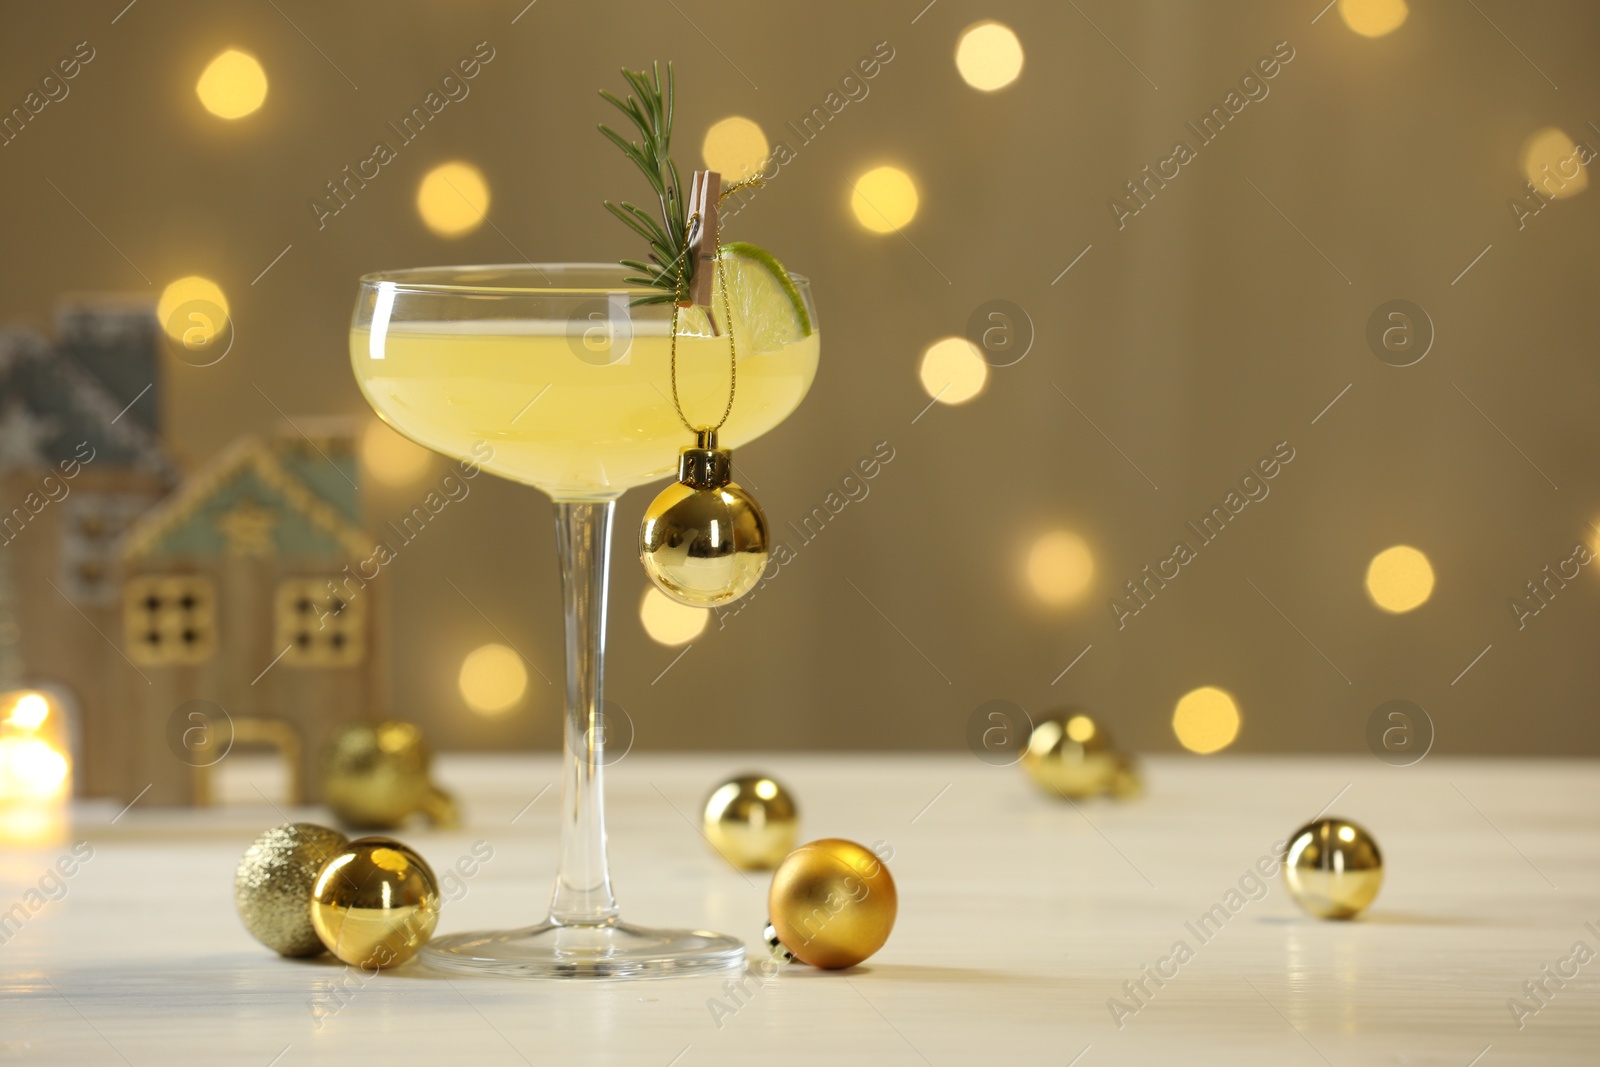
[{"x1": 352, "y1": 319, "x2": 818, "y2": 500}]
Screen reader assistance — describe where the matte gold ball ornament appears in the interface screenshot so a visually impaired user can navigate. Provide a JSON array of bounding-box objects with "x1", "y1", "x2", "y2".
[
  {"x1": 1284, "y1": 817, "x2": 1384, "y2": 920},
  {"x1": 1021, "y1": 711, "x2": 1140, "y2": 800},
  {"x1": 767, "y1": 838, "x2": 897, "y2": 969},
  {"x1": 702, "y1": 773, "x2": 798, "y2": 869},
  {"x1": 235, "y1": 822, "x2": 349, "y2": 957},
  {"x1": 640, "y1": 430, "x2": 770, "y2": 608},
  {"x1": 310, "y1": 837, "x2": 442, "y2": 968},
  {"x1": 323, "y1": 720, "x2": 459, "y2": 831}
]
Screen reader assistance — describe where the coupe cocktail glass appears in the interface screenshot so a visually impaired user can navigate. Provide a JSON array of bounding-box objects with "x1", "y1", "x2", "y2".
[{"x1": 351, "y1": 264, "x2": 819, "y2": 977}]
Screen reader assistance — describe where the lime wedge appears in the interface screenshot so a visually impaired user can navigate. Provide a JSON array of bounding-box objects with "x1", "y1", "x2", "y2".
[{"x1": 713, "y1": 241, "x2": 812, "y2": 354}]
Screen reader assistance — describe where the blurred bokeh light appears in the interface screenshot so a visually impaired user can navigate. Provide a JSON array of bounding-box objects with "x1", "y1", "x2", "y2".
[
  {"x1": 639, "y1": 588, "x2": 708, "y2": 646},
  {"x1": 458, "y1": 643, "x2": 528, "y2": 715},
  {"x1": 1521, "y1": 127, "x2": 1589, "y2": 200},
  {"x1": 850, "y1": 165, "x2": 918, "y2": 232},
  {"x1": 417, "y1": 162, "x2": 490, "y2": 237},
  {"x1": 1365, "y1": 545, "x2": 1435, "y2": 614},
  {"x1": 195, "y1": 49, "x2": 267, "y2": 119},
  {"x1": 1172, "y1": 687, "x2": 1241, "y2": 754},
  {"x1": 1026, "y1": 530, "x2": 1095, "y2": 607},
  {"x1": 701, "y1": 116, "x2": 769, "y2": 180},
  {"x1": 918, "y1": 337, "x2": 987, "y2": 404},
  {"x1": 156, "y1": 275, "x2": 229, "y2": 343},
  {"x1": 1339, "y1": 0, "x2": 1408, "y2": 38},
  {"x1": 955, "y1": 21, "x2": 1024, "y2": 91},
  {"x1": 359, "y1": 419, "x2": 432, "y2": 487}
]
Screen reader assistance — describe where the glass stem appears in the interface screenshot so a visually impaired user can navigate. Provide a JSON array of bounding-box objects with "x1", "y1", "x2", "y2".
[{"x1": 548, "y1": 500, "x2": 620, "y2": 926}]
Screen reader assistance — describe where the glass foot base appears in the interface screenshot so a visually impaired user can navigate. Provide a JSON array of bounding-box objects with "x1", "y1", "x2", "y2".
[{"x1": 421, "y1": 919, "x2": 747, "y2": 980}]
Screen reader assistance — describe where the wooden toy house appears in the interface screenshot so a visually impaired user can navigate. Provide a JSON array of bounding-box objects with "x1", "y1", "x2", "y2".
[
  {"x1": 115, "y1": 430, "x2": 383, "y2": 806},
  {"x1": 3, "y1": 301, "x2": 381, "y2": 806}
]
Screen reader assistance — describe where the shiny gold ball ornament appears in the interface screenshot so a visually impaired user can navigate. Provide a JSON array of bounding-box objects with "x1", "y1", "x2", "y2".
[
  {"x1": 1284, "y1": 817, "x2": 1384, "y2": 920},
  {"x1": 702, "y1": 773, "x2": 799, "y2": 869},
  {"x1": 310, "y1": 837, "x2": 442, "y2": 968},
  {"x1": 323, "y1": 720, "x2": 459, "y2": 831},
  {"x1": 641, "y1": 430, "x2": 769, "y2": 607},
  {"x1": 768, "y1": 838, "x2": 897, "y2": 969},
  {"x1": 1021, "y1": 710, "x2": 1130, "y2": 799},
  {"x1": 235, "y1": 822, "x2": 349, "y2": 957}
]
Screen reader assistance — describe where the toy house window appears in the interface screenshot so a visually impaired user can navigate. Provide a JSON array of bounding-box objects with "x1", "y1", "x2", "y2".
[
  {"x1": 123, "y1": 575, "x2": 217, "y2": 665},
  {"x1": 274, "y1": 579, "x2": 366, "y2": 668}
]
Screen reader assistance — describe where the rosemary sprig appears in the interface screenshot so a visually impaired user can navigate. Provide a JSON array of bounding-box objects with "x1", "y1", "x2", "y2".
[{"x1": 599, "y1": 62, "x2": 689, "y2": 305}]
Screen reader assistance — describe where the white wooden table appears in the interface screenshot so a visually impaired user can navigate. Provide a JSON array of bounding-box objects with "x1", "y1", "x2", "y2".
[{"x1": 3, "y1": 754, "x2": 1596, "y2": 1065}]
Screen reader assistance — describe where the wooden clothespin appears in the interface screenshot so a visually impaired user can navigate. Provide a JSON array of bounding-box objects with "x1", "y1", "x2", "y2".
[{"x1": 683, "y1": 169, "x2": 721, "y2": 309}]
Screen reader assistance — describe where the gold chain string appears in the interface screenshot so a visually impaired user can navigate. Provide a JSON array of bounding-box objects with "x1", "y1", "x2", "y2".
[{"x1": 666, "y1": 177, "x2": 764, "y2": 435}]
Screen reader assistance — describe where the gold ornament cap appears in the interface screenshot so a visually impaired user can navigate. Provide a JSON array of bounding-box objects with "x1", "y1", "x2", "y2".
[
  {"x1": 310, "y1": 836, "x2": 442, "y2": 969},
  {"x1": 677, "y1": 429, "x2": 733, "y2": 490},
  {"x1": 1283, "y1": 816, "x2": 1384, "y2": 920},
  {"x1": 768, "y1": 838, "x2": 896, "y2": 969},
  {"x1": 763, "y1": 922, "x2": 795, "y2": 964},
  {"x1": 235, "y1": 822, "x2": 349, "y2": 957},
  {"x1": 702, "y1": 773, "x2": 799, "y2": 870}
]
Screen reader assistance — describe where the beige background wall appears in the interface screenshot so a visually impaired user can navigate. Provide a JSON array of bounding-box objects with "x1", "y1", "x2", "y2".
[{"x1": 1, "y1": 1, "x2": 1596, "y2": 757}]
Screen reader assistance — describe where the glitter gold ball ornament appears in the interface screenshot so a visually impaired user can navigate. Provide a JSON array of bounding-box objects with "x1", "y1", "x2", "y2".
[
  {"x1": 1284, "y1": 817, "x2": 1384, "y2": 920},
  {"x1": 768, "y1": 838, "x2": 896, "y2": 969},
  {"x1": 702, "y1": 773, "x2": 798, "y2": 870},
  {"x1": 640, "y1": 430, "x2": 769, "y2": 607},
  {"x1": 310, "y1": 837, "x2": 442, "y2": 968},
  {"x1": 1020, "y1": 710, "x2": 1129, "y2": 799},
  {"x1": 235, "y1": 823, "x2": 349, "y2": 957},
  {"x1": 323, "y1": 720, "x2": 459, "y2": 831}
]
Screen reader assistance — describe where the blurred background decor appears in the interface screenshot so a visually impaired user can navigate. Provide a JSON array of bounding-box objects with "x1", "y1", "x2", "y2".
[
  {"x1": 117, "y1": 427, "x2": 380, "y2": 806},
  {"x1": 0, "y1": 0, "x2": 1596, "y2": 788},
  {"x1": 1020, "y1": 709, "x2": 1141, "y2": 800},
  {"x1": 322, "y1": 719, "x2": 458, "y2": 830}
]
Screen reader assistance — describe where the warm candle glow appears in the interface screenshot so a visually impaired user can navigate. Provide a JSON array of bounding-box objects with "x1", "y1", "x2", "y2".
[{"x1": 0, "y1": 690, "x2": 72, "y2": 812}]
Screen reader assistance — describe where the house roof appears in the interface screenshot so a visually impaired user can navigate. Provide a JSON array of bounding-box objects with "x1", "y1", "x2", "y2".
[
  {"x1": 121, "y1": 436, "x2": 369, "y2": 561},
  {"x1": 0, "y1": 303, "x2": 172, "y2": 478}
]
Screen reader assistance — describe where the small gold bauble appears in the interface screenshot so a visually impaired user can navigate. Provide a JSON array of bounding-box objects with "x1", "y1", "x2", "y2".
[
  {"x1": 769, "y1": 838, "x2": 896, "y2": 969},
  {"x1": 702, "y1": 773, "x2": 799, "y2": 870},
  {"x1": 640, "y1": 469, "x2": 769, "y2": 608},
  {"x1": 310, "y1": 837, "x2": 441, "y2": 968},
  {"x1": 1020, "y1": 710, "x2": 1124, "y2": 799},
  {"x1": 323, "y1": 720, "x2": 458, "y2": 831},
  {"x1": 1284, "y1": 817, "x2": 1384, "y2": 920},
  {"x1": 235, "y1": 822, "x2": 349, "y2": 957}
]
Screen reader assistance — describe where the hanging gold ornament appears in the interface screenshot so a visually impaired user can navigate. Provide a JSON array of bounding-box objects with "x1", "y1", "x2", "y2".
[
  {"x1": 323, "y1": 720, "x2": 459, "y2": 831},
  {"x1": 767, "y1": 838, "x2": 896, "y2": 969},
  {"x1": 310, "y1": 836, "x2": 441, "y2": 968},
  {"x1": 641, "y1": 430, "x2": 769, "y2": 607},
  {"x1": 640, "y1": 170, "x2": 770, "y2": 608},
  {"x1": 235, "y1": 822, "x2": 349, "y2": 957},
  {"x1": 702, "y1": 773, "x2": 799, "y2": 870},
  {"x1": 1021, "y1": 710, "x2": 1136, "y2": 800},
  {"x1": 1283, "y1": 817, "x2": 1384, "y2": 920}
]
